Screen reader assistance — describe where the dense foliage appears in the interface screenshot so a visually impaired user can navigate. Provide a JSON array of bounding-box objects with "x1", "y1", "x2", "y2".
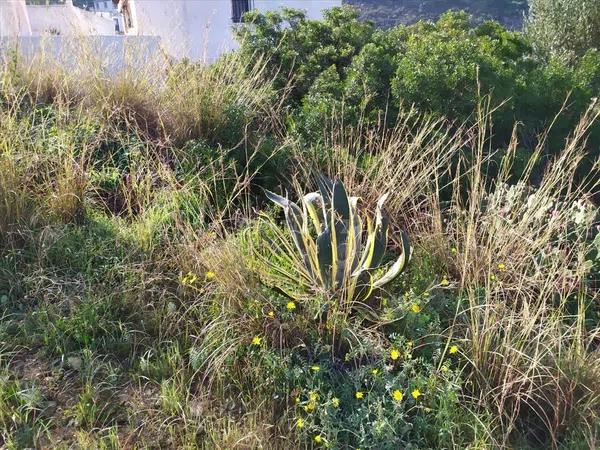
[
  {"x1": 237, "y1": 8, "x2": 600, "y2": 183},
  {"x1": 525, "y1": 0, "x2": 600, "y2": 62}
]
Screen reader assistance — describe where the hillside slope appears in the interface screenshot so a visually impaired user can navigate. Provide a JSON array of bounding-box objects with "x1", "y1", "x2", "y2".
[{"x1": 344, "y1": 0, "x2": 528, "y2": 28}]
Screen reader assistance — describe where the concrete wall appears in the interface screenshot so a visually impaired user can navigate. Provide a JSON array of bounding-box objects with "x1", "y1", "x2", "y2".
[
  {"x1": 27, "y1": 5, "x2": 116, "y2": 35},
  {"x1": 126, "y1": 0, "x2": 341, "y2": 61},
  {"x1": 0, "y1": 35, "x2": 162, "y2": 75}
]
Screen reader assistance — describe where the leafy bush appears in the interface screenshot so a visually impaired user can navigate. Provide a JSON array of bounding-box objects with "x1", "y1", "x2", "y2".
[
  {"x1": 237, "y1": 8, "x2": 600, "y2": 186},
  {"x1": 525, "y1": 0, "x2": 600, "y2": 62}
]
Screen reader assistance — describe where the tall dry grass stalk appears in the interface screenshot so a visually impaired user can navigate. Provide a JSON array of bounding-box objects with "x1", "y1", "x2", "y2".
[
  {"x1": 446, "y1": 101, "x2": 600, "y2": 447},
  {"x1": 1, "y1": 36, "x2": 281, "y2": 145},
  {"x1": 289, "y1": 106, "x2": 475, "y2": 267}
]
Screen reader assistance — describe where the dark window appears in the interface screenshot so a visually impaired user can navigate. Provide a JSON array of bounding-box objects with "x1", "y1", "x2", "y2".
[{"x1": 232, "y1": 0, "x2": 251, "y2": 23}]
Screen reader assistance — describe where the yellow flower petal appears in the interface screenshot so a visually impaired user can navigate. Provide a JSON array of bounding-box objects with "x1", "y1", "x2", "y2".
[
  {"x1": 286, "y1": 301, "x2": 296, "y2": 311},
  {"x1": 411, "y1": 389, "x2": 422, "y2": 399},
  {"x1": 392, "y1": 389, "x2": 403, "y2": 401},
  {"x1": 355, "y1": 391, "x2": 364, "y2": 399},
  {"x1": 251, "y1": 336, "x2": 261, "y2": 346},
  {"x1": 449, "y1": 345, "x2": 459, "y2": 354},
  {"x1": 390, "y1": 349, "x2": 400, "y2": 360}
]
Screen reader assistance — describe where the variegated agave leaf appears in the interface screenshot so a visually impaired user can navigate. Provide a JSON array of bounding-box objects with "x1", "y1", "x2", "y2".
[{"x1": 265, "y1": 190, "x2": 313, "y2": 277}]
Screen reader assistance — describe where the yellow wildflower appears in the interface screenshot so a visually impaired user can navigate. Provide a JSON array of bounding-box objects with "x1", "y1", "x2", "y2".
[
  {"x1": 392, "y1": 389, "x2": 403, "y2": 402},
  {"x1": 411, "y1": 389, "x2": 422, "y2": 399},
  {"x1": 309, "y1": 392, "x2": 318, "y2": 402},
  {"x1": 286, "y1": 301, "x2": 296, "y2": 311},
  {"x1": 296, "y1": 418, "x2": 304, "y2": 428},
  {"x1": 331, "y1": 397, "x2": 340, "y2": 408},
  {"x1": 251, "y1": 336, "x2": 262, "y2": 346},
  {"x1": 390, "y1": 348, "x2": 400, "y2": 360},
  {"x1": 490, "y1": 274, "x2": 496, "y2": 281},
  {"x1": 440, "y1": 277, "x2": 449, "y2": 287},
  {"x1": 205, "y1": 271, "x2": 215, "y2": 280},
  {"x1": 497, "y1": 263, "x2": 506, "y2": 271},
  {"x1": 181, "y1": 272, "x2": 198, "y2": 286},
  {"x1": 304, "y1": 402, "x2": 315, "y2": 412},
  {"x1": 411, "y1": 303, "x2": 422, "y2": 313},
  {"x1": 451, "y1": 247, "x2": 457, "y2": 255},
  {"x1": 311, "y1": 365, "x2": 320, "y2": 373},
  {"x1": 355, "y1": 391, "x2": 364, "y2": 400},
  {"x1": 449, "y1": 345, "x2": 459, "y2": 354},
  {"x1": 267, "y1": 310, "x2": 275, "y2": 318},
  {"x1": 441, "y1": 365, "x2": 449, "y2": 373},
  {"x1": 314, "y1": 435, "x2": 322, "y2": 444},
  {"x1": 371, "y1": 368, "x2": 380, "y2": 376}
]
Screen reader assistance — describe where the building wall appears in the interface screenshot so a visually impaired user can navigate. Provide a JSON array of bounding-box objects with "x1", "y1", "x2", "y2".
[
  {"x1": 27, "y1": 5, "x2": 116, "y2": 35},
  {"x1": 123, "y1": 0, "x2": 340, "y2": 61},
  {"x1": 0, "y1": 0, "x2": 117, "y2": 36},
  {"x1": 0, "y1": 1, "x2": 32, "y2": 36}
]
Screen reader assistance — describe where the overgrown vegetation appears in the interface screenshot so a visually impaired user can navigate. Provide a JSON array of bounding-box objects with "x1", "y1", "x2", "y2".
[{"x1": 0, "y1": 4, "x2": 599, "y2": 449}]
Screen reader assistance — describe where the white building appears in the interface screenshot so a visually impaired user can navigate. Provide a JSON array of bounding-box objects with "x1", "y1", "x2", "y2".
[
  {"x1": 117, "y1": 0, "x2": 341, "y2": 61},
  {"x1": 91, "y1": 0, "x2": 124, "y2": 34},
  {"x1": 0, "y1": 0, "x2": 341, "y2": 62},
  {"x1": 92, "y1": 0, "x2": 116, "y2": 13},
  {"x1": 0, "y1": 0, "x2": 118, "y2": 36}
]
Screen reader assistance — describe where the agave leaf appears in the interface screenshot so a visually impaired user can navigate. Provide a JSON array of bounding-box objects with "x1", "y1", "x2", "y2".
[
  {"x1": 317, "y1": 227, "x2": 333, "y2": 288},
  {"x1": 369, "y1": 193, "x2": 390, "y2": 269},
  {"x1": 314, "y1": 172, "x2": 334, "y2": 205},
  {"x1": 349, "y1": 197, "x2": 362, "y2": 274},
  {"x1": 353, "y1": 271, "x2": 375, "y2": 303},
  {"x1": 265, "y1": 190, "x2": 290, "y2": 208},
  {"x1": 353, "y1": 216, "x2": 375, "y2": 277},
  {"x1": 373, "y1": 231, "x2": 411, "y2": 288},
  {"x1": 333, "y1": 219, "x2": 350, "y2": 289},
  {"x1": 303, "y1": 192, "x2": 324, "y2": 233},
  {"x1": 370, "y1": 215, "x2": 389, "y2": 269},
  {"x1": 332, "y1": 180, "x2": 351, "y2": 221},
  {"x1": 267, "y1": 190, "x2": 314, "y2": 277}
]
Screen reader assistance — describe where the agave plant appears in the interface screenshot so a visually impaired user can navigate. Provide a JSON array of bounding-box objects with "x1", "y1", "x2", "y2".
[{"x1": 262, "y1": 176, "x2": 411, "y2": 307}]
